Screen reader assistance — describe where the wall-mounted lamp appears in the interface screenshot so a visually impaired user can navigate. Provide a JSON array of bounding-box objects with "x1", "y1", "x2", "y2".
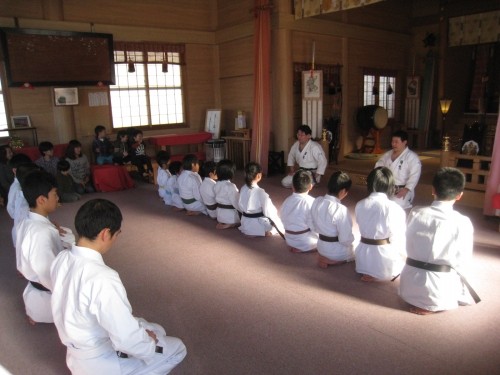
[
  {"x1": 440, "y1": 99, "x2": 452, "y2": 151},
  {"x1": 386, "y1": 83, "x2": 393, "y2": 95},
  {"x1": 128, "y1": 59, "x2": 135, "y2": 73},
  {"x1": 162, "y1": 52, "x2": 168, "y2": 73}
]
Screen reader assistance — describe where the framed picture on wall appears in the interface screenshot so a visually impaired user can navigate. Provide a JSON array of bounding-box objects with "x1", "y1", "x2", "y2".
[
  {"x1": 205, "y1": 109, "x2": 222, "y2": 139},
  {"x1": 406, "y1": 77, "x2": 420, "y2": 98},
  {"x1": 54, "y1": 87, "x2": 79, "y2": 106},
  {"x1": 11, "y1": 115, "x2": 31, "y2": 128},
  {"x1": 302, "y1": 70, "x2": 323, "y2": 100}
]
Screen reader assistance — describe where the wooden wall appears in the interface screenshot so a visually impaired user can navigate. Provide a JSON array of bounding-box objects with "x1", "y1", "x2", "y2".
[{"x1": 0, "y1": 0, "x2": 497, "y2": 160}]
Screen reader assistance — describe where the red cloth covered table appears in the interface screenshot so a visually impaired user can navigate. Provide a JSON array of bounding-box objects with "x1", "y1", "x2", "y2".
[
  {"x1": 91, "y1": 165, "x2": 135, "y2": 192},
  {"x1": 493, "y1": 194, "x2": 500, "y2": 209},
  {"x1": 147, "y1": 132, "x2": 212, "y2": 147},
  {"x1": 147, "y1": 132, "x2": 212, "y2": 162}
]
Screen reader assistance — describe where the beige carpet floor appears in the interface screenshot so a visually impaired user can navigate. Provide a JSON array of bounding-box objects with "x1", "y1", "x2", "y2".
[{"x1": 0, "y1": 163, "x2": 499, "y2": 375}]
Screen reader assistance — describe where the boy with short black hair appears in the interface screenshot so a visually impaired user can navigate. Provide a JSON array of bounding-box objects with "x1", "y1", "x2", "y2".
[
  {"x1": 310, "y1": 171, "x2": 354, "y2": 267},
  {"x1": 199, "y1": 161, "x2": 218, "y2": 219},
  {"x1": 35, "y1": 141, "x2": 60, "y2": 176},
  {"x1": 130, "y1": 129, "x2": 154, "y2": 181},
  {"x1": 17, "y1": 170, "x2": 62, "y2": 324},
  {"x1": 214, "y1": 159, "x2": 240, "y2": 229},
  {"x1": 92, "y1": 125, "x2": 114, "y2": 165},
  {"x1": 156, "y1": 150, "x2": 171, "y2": 202},
  {"x1": 177, "y1": 154, "x2": 207, "y2": 215},
  {"x1": 354, "y1": 167, "x2": 406, "y2": 282},
  {"x1": 399, "y1": 167, "x2": 478, "y2": 315},
  {"x1": 280, "y1": 170, "x2": 318, "y2": 253},
  {"x1": 56, "y1": 159, "x2": 81, "y2": 203},
  {"x1": 50, "y1": 199, "x2": 187, "y2": 374}
]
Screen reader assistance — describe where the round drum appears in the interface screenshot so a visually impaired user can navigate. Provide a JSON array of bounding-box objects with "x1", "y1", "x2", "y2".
[
  {"x1": 356, "y1": 105, "x2": 388, "y2": 131},
  {"x1": 205, "y1": 139, "x2": 226, "y2": 162}
]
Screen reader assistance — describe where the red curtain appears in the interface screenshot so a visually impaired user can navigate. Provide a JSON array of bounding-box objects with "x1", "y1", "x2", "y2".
[
  {"x1": 483, "y1": 107, "x2": 500, "y2": 215},
  {"x1": 251, "y1": 0, "x2": 272, "y2": 175}
]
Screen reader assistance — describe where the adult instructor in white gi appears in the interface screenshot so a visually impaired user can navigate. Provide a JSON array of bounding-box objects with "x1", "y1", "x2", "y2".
[
  {"x1": 375, "y1": 130, "x2": 421, "y2": 209},
  {"x1": 281, "y1": 125, "x2": 328, "y2": 188}
]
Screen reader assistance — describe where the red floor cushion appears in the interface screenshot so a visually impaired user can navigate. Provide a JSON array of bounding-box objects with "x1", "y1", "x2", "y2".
[{"x1": 91, "y1": 165, "x2": 135, "y2": 192}]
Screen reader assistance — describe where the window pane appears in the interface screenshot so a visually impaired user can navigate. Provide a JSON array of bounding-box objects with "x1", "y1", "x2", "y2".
[
  {"x1": 363, "y1": 75, "x2": 376, "y2": 106},
  {"x1": 111, "y1": 49, "x2": 184, "y2": 128},
  {"x1": 0, "y1": 79, "x2": 9, "y2": 137}
]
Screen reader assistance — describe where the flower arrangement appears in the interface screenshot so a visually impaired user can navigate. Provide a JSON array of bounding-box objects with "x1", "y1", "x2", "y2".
[{"x1": 9, "y1": 136, "x2": 25, "y2": 149}]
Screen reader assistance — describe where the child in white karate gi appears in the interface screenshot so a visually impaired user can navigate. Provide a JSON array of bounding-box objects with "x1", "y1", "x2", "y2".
[
  {"x1": 399, "y1": 167, "x2": 478, "y2": 315},
  {"x1": 166, "y1": 161, "x2": 183, "y2": 210},
  {"x1": 178, "y1": 154, "x2": 207, "y2": 215},
  {"x1": 50, "y1": 199, "x2": 187, "y2": 374},
  {"x1": 156, "y1": 151, "x2": 171, "y2": 202},
  {"x1": 311, "y1": 171, "x2": 355, "y2": 267},
  {"x1": 199, "y1": 161, "x2": 218, "y2": 219},
  {"x1": 17, "y1": 170, "x2": 63, "y2": 324},
  {"x1": 280, "y1": 170, "x2": 318, "y2": 253},
  {"x1": 238, "y1": 162, "x2": 284, "y2": 237},
  {"x1": 354, "y1": 167, "x2": 406, "y2": 282},
  {"x1": 214, "y1": 159, "x2": 240, "y2": 229}
]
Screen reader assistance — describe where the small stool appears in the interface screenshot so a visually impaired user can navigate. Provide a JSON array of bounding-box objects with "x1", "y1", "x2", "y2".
[
  {"x1": 268, "y1": 151, "x2": 285, "y2": 176},
  {"x1": 205, "y1": 139, "x2": 226, "y2": 163}
]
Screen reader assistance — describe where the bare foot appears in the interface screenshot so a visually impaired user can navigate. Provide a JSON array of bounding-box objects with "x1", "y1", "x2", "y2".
[
  {"x1": 360, "y1": 274, "x2": 377, "y2": 282},
  {"x1": 186, "y1": 210, "x2": 201, "y2": 216},
  {"x1": 290, "y1": 247, "x2": 317, "y2": 254},
  {"x1": 216, "y1": 223, "x2": 232, "y2": 229},
  {"x1": 265, "y1": 231, "x2": 273, "y2": 237},
  {"x1": 173, "y1": 207, "x2": 184, "y2": 212},
  {"x1": 409, "y1": 306, "x2": 436, "y2": 315},
  {"x1": 318, "y1": 255, "x2": 346, "y2": 268},
  {"x1": 27, "y1": 316, "x2": 36, "y2": 326}
]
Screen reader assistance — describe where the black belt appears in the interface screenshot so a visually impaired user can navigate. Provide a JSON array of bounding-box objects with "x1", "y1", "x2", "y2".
[
  {"x1": 360, "y1": 237, "x2": 390, "y2": 245},
  {"x1": 405, "y1": 257, "x2": 481, "y2": 304},
  {"x1": 30, "y1": 281, "x2": 50, "y2": 292},
  {"x1": 241, "y1": 211, "x2": 285, "y2": 239},
  {"x1": 181, "y1": 197, "x2": 196, "y2": 204},
  {"x1": 319, "y1": 234, "x2": 339, "y2": 242},
  {"x1": 206, "y1": 203, "x2": 217, "y2": 210},
  {"x1": 117, "y1": 346, "x2": 163, "y2": 358},
  {"x1": 218, "y1": 203, "x2": 236, "y2": 210},
  {"x1": 285, "y1": 228, "x2": 311, "y2": 235}
]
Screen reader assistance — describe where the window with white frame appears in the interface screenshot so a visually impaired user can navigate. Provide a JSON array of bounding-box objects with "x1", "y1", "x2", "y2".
[
  {"x1": 0, "y1": 79, "x2": 9, "y2": 137},
  {"x1": 363, "y1": 70, "x2": 396, "y2": 118},
  {"x1": 110, "y1": 42, "x2": 186, "y2": 129}
]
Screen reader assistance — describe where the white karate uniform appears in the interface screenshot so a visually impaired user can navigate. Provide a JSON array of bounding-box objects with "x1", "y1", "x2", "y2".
[
  {"x1": 17, "y1": 212, "x2": 63, "y2": 323},
  {"x1": 156, "y1": 167, "x2": 171, "y2": 201},
  {"x1": 177, "y1": 170, "x2": 207, "y2": 214},
  {"x1": 310, "y1": 195, "x2": 354, "y2": 261},
  {"x1": 281, "y1": 140, "x2": 328, "y2": 188},
  {"x1": 375, "y1": 147, "x2": 421, "y2": 209},
  {"x1": 399, "y1": 201, "x2": 474, "y2": 312},
  {"x1": 214, "y1": 180, "x2": 240, "y2": 225},
  {"x1": 51, "y1": 245, "x2": 186, "y2": 375},
  {"x1": 199, "y1": 177, "x2": 217, "y2": 219},
  {"x1": 354, "y1": 192, "x2": 406, "y2": 280},
  {"x1": 166, "y1": 175, "x2": 183, "y2": 209},
  {"x1": 238, "y1": 183, "x2": 284, "y2": 236},
  {"x1": 7, "y1": 177, "x2": 20, "y2": 219},
  {"x1": 280, "y1": 192, "x2": 318, "y2": 251},
  {"x1": 12, "y1": 188, "x2": 29, "y2": 249}
]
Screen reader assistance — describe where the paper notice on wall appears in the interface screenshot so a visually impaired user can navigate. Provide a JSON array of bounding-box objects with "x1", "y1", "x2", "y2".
[{"x1": 88, "y1": 92, "x2": 109, "y2": 107}]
